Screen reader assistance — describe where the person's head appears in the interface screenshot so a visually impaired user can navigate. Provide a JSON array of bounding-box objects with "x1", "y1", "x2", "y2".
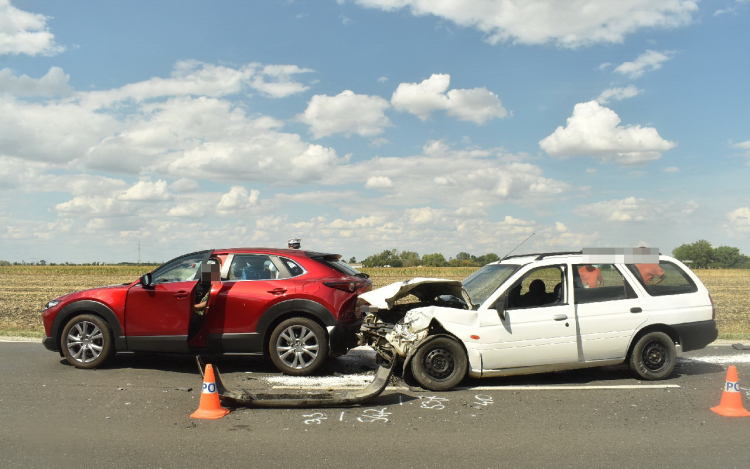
[
  {"x1": 584, "y1": 265, "x2": 596, "y2": 272},
  {"x1": 201, "y1": 261, "x2": 220, "y2": 283},
  {"x1": 287, "y1": 238, "x2": 301, "y2": 249}
]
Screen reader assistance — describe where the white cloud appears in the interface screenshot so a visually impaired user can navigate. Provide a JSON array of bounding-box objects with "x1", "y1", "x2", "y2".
[
  {"x1": 365, "y1": 176, "x2": 395, "y2": 189},
  {"x1": 733, "y1": 140, "x2": 750, "y2": 161},
  {"x1": 56, "y1": 196, "x2": 122, "y2": 217},
  {"x1": 725, "y1": 207, "x2": 750, "y2": 235},
  {"x1": 0, "y1": 95, "x2": 120, "y2": 164},
  {"x1": 79, "y1": 61, "x2": 310, "y2": 109},
  {"x1": 575, "y1": 196, "x2": 668, "y2": 222},
  {"x1": 117, "y1": 180, "x2": 172, "y2": 202},
  {"x1": 333, "y1": 140, "x2": 570, "y2": 208},
  {"x1": 250, "y1": 64, "x2": 313, "y2": 98},
  {"x1": 170, "y1": 178, "x2": 200, "y2": 193},
  {"x1": 391, "y1": 74, "x2": 507, "y2": 124},
  {"x1": 0, "y1": 0, "x2": 65, "y2": 56},
  {"x1": 216, "y1": 186, "x2": 260, "y2": 212},
  {"x1": 614, "y1": 50, "x2": 674, "y2": 79},
  {"x1": 663, "y1": 166, "x2": 679, "y2": 172},
  {"x1": 539, "y1": 101, "x2": 676, "y2": 165},
  {"x1": 596, "y1": 85, "x2": 642, "y2": 104},
  {"x1": 350, "y1": 0, "x2": 698, "y2": 48},
  {"x1": 681, "y1": 200, "x2": 698, "y2": 215},
  {"x1": 298, "y1": 90, "x2": 392, "y2": 138},
  {"x1": 0, "y1": 66, "x2": 71, "y2": 97}
]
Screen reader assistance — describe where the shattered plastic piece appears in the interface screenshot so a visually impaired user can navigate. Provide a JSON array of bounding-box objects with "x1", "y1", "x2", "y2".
[{"x1": 732, "y1": 343, "x2": 750, "y2": 351}]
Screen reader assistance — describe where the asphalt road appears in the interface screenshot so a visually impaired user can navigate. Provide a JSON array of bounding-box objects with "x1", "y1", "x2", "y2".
[{"x1": 2, "y1": 340, "x2": 750, "y2": 469}]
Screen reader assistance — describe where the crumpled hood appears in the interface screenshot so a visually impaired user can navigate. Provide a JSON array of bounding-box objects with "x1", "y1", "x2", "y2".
[{"x1": 358, "y1": 277, "x2": 471, "y2": 310}]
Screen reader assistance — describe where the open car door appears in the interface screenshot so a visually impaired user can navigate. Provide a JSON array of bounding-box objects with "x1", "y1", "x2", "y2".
[{"x1": 125, "y1": 250, "x2": 213, "y2": 352}]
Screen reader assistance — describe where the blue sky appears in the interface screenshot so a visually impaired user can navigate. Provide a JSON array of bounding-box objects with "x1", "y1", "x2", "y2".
[{"x1": 1, "y1": 0, "x2": 749, "y2": 264}]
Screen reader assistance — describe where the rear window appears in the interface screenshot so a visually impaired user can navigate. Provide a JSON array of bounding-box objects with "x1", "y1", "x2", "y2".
[
  {"x1": 626, "y1": 261, "x2": 698, "y2": 296},
  {"x1": 279, "y1": 257, "x2": 305, "y2": 277},
  {"x1": 311, "y1": 255, "x2": 364, "y2": 277}
]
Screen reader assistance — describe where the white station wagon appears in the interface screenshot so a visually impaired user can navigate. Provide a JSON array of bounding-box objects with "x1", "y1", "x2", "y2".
[{"x1": 357, "y1": 252, "x2": 718, "y2": 391}]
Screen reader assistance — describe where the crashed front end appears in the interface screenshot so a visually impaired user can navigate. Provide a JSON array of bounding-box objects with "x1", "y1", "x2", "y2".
[{"x1": 357, "y1": 278, "x2": 472, "y2": 367}]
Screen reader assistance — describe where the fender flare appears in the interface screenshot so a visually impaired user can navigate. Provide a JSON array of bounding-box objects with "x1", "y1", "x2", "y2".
[
  {"x1": 256, "y1": 299, "x2": 337, "y2": 356},
  {"x1": 51, "y1": 300, "x2": 126, "y2": 354},
  {"x1": 256, "y1": 299, "x2": 337, "y2": 337}
]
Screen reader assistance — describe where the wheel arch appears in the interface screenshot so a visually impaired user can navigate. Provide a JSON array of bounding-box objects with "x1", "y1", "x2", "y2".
[
  {"x1": 402, "y1": 318, "x2": 469, "y2": 380},
  {"x1": 256, "y1": 299, "x2": 336, "y2": 358},
  {"x1": 626, "y1": 324, "x2": 679, "y2": 360},
  {"x1": 51, "y1": 301, "x2": 125, "y2": 355}
]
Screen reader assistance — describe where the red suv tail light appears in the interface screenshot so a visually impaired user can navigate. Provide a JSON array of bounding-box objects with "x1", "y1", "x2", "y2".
[
  {"x1": 324, "y1": 280, "x2": 369, "y2": 293},
  {"x1": 709, "y1": 293, "x2": 716, "y2": 320}
]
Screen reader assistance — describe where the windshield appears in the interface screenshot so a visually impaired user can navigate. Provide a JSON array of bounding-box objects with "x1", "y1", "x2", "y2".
[{"x1": 462, "y1": 264, "x2": 519, "y2": 307}]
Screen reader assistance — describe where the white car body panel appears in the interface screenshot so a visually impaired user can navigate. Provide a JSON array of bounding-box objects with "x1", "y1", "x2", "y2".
[{"x1": 359, "y1": 254, "x2": 715, "y2": 381}]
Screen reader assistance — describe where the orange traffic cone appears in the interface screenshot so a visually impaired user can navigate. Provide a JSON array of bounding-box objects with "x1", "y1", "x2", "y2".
[
  {"x1": 710, "y1": 365, "x2": 750, "y2": 417},
  {"x1": 190, "y1": 364, "x2": 230, "y2": 419}
]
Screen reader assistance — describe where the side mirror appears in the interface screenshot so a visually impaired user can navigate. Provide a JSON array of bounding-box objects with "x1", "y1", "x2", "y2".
[{"x1": 140, "y1": 273, "x2": 153, "y2": 288}]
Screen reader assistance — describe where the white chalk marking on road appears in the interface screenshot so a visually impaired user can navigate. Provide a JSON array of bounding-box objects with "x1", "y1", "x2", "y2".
[
  {"x1": 456, "y1": 384, "x2": 681, "y2": 391},
  {"x1": 272, "y1": 385, "x2": 410, "y2": 391},
  {"x1": 273, "y1": 384, "x2": 679, "y2": 391},
  {"x1": 679, "y1": 355, "x2": 750, "y2": 365}
]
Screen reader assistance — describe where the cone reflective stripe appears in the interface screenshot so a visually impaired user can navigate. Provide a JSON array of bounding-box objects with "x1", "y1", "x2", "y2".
[
  {"x1": 710, "y1": 365, "x2": 750, "y2": 417},
  {"x1": 190, "y1": 364, "x2": 230, "y2": 419}
]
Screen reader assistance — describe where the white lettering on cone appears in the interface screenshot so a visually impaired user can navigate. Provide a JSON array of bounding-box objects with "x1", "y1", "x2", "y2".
[
  {"x1": 202, "y1": 382, "x2": 216, "y2": 393},
  {"x1": 726, "y1": 381, "x2": 740, "y2": 393}
]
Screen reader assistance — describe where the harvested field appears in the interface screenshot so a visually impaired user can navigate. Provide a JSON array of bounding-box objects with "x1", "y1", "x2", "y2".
[{"x1": 1, "y1": 265, "x2": 748, "y2": 339}]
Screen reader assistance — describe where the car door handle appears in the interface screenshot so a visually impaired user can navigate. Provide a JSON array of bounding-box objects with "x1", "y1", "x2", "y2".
[
  {"x1": 553, "y1": 314, "x2": 568, "y2": 321},
  {"x1": 630, "y1": 307, "x2": 642, "y2": 313},
  {"x1": 174, "y1": 291, "x2": 188, "y2": 299},
  {"x1": 268, "y1": 288, "x2": 287, "y2": 295}
]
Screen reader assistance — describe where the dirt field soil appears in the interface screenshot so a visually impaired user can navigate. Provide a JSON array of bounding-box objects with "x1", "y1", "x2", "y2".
[{"x1": 1, "y1": 265, "x2": 747, "y2": 339}]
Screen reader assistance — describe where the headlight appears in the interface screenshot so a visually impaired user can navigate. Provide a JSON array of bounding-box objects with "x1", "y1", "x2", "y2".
[{"x1": 44, "y1": 300, "x2": 61, "y2": 310}]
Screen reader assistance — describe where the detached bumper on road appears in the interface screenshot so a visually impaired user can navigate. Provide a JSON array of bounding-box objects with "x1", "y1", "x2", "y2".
[{"x1": 197, "y1": 356, "x2": 394, "y2": 408}]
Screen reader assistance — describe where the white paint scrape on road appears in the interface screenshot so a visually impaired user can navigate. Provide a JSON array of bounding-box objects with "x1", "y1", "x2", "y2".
[
  {"x1": 267, "y1": 374, "x2": 378, "y2": 388},
  {"x1": 680, "y1": 355, "x2": 750, "y2": 365}
]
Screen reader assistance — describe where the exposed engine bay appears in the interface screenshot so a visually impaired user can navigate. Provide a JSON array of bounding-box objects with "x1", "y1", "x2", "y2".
[{"x1": 357, "y1": 278, "x2": 473, "y2": 375}]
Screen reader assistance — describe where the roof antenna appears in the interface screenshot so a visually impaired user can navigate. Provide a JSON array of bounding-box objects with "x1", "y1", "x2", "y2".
[{"x1": 501, "y1": 232, "x2": 535, "y2": 261}]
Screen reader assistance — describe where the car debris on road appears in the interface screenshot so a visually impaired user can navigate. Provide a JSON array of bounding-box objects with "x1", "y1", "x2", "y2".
[{"x1": 197, "y1": 356, "x2": 395, "y2": 408}]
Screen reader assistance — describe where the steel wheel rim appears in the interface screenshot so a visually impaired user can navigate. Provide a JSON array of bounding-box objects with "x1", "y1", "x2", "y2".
[
  {"x1": 276, "y1": 325, "x2": 319, "y2": 369},
  {"x1": 424, "y1": 347, "x2": 455, "y2": 379},
  {"x1": 642, "y1": 340, "x2": 669, "y2": 371},
  {"x1": 66, "y1": 321, "x2": 104, "y2": 364}
]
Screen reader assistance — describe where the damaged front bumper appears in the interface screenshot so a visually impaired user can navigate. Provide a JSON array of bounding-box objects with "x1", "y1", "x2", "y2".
[{"x1": 197, "y1": 356, "x2": 395, "y2": 408}]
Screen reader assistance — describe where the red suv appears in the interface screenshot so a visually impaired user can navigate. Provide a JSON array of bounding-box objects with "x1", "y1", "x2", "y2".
[{"x1": 42, "y1": 248, "x2": 372, "y2": 375}]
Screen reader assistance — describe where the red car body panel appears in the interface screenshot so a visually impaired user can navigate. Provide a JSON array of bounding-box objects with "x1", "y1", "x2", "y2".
[
  {"x1": 125, "y1": 280, "x2": 198, "y2": 336},
  {"x1": 42, "y1": 248, "x2": 372, "y2": 369}
]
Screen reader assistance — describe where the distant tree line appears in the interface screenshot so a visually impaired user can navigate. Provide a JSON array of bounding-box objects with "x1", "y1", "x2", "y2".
[
  {"x1": 0, "y1": 260, "x2": 160, "y2": 266},
  {"x1": 358, "y1": 249, "x2": 500, "y2": 268},
  {"x1": 672, "y1": 240, "x2": 750, "y2": 269}
]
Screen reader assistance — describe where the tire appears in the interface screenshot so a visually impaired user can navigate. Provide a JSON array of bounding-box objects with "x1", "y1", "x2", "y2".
[
  {"x1": 269, "y1": 317, "x2": 328, "y2": 376},
  {"x1": 410, "y1": 336, "x2": 468, "y2": 391},
  {"x1": 629, "y1": 331, "x2": 676, "y2": 380},
  {"x1": 60, "y1": 314, "x2": 114, "y2": 369}
]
